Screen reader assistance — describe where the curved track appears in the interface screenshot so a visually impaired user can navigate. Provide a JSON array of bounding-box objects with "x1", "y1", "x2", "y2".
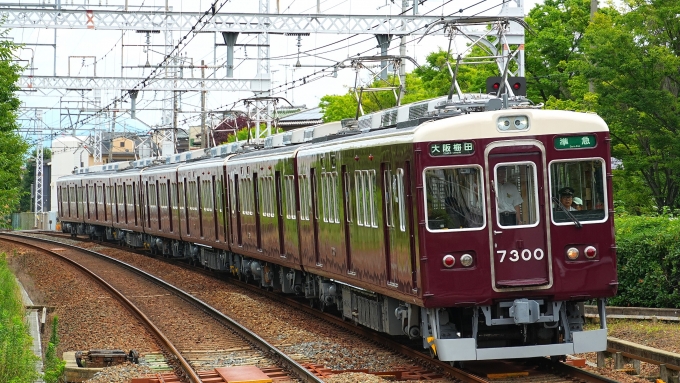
[
  {"x1": 15, "y1": 231, "x2": 625, "y2": 383},
  {"x1": 0, "y1": 232, "x2": 322, "y2": 383}
]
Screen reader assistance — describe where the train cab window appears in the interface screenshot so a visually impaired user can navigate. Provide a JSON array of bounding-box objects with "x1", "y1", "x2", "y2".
[
  {"x1": 494, "y1": 164, "x2": 539, "y2": 228},
  {"x1": 550, "y1": 159, "x2": 607, "y2": 224},
  {"x1": 425, "y1": 166, "x2": 484, "y2": 231}
]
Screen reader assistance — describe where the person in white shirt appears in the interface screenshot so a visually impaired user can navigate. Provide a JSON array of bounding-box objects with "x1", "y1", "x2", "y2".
[{"x1": 496, "y1": 167, "x2": 523, "y2": 226}]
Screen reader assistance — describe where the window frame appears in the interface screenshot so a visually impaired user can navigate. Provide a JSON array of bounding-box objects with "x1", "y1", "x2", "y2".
[
  {"x1": 422, "y1": 164, "x2": 486, "y2": 233},
  {"x1": 494, "y1": 162, "x2": 540, "y2": 229},
  {"x1": 548, "y1": 157, "x2": 608, "y2": 226}
]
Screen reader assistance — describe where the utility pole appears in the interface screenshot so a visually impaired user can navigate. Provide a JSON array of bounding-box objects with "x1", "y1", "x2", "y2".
[
  {"x1": 399, "y1": 0, "x2": 408, "y2": 100},
  {"x1": 201, "y1": 59, "x2": 207, "y2": 149},
  {"x1": 589, "y1": 0, "x2": 597, "y2": 93},
  {"x1": 109, "y1": 100, "x2": 117, "y2": 163},
  {"x1": 34, "y1": 110, "x2": 43, "y2": 229},
  {"x1": 173, "y1": 90, "x2": 178, "y2": 153}
]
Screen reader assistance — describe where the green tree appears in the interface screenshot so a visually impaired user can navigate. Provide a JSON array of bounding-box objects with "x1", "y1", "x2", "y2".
[
  {"x1": 319, "y1": 93, "x2": 357, "y2": 122},
  {"x1": 319, "y1": 47, "x2": 499, "y2": 122},
  {"x1": 582, "y1": 0, "x2": 680, "y2": 211},
  {"x1": 19, "y1": 149, "x2": 51, "y2": 212},
  {"x1": 43, "y1": 316, "x2": 65, "y2": 383},
  {"x1": 0, "y1": 27, "x2": 29, "y2": 222},
  {"x1": 524, "y1": 0, "x2": 593, "y2": 105},
  {"x1": 226, "y1": 125, "x2": 283, "y2": 143}
]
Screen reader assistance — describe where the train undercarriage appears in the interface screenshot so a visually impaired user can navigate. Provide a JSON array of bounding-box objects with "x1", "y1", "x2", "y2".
[{"x1": 61, "y1": 222, "x2": 608, "y2": 362}]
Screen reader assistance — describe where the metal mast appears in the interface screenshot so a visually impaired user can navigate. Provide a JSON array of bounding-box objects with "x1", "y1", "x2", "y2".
[
  {"x1": 34, "y1": 110, "x2": 44, "y2": 227},
  {"x1": 255, "y1": 0, "x2": 271, "y2": 138}
]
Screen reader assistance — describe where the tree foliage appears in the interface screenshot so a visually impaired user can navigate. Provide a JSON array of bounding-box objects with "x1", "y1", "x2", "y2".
[
  {"x1": 612, "y1": 214, "x2": 680, "y2": 307},
  {"x1": 0, "y1": 27, "x2": 29, "y2": 221},
  {"x1": 43, "y1": 316, "x2": 65, "y2": 383},
  {"x1": 211, "y1": 111, "x2": 249, "y2": 145},
  {"x1": 319, "y1": 47, "x2": 497, "y2": 122},
  {"x1": 0, "y1": 254, "x2": 40, "y2": 383},
  {"x1": 582, "y1": 0, "x2": 680, "y2": 211}
]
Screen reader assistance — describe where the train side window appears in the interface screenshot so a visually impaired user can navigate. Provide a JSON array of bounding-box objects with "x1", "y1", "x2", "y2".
[
  {"x1": 239, "y1": 178, "x2": 247, "y2": 214},
  {"x1": 298, "y1": 174, "x2": 310, "y2": 220},
  {"x1": 344, "y1": 172, "x2": 352, "y2": 223},
  {"x1": 159, "y1": 182, "x2": 168, "y2": 208},
  {"x1": 331, "y1": 172, "x2": 339, "y2": 223},
  {"x1": 355, "y1": 171, "x2": 365, "y2": 226},
  {"x1": 321, "y1": 173, "x2": 328, "y2": 223},
  {"x1": 424, "y1": 166, "x2": 485, "y2": 231},
  {"x1": 203, "y1": 179, "x2": 213, "y2": 212},
  {"x1": 267, "y1": 176, "x2": 275, "y2": 217},
  {"x1": 230, "y1": 177, "x2": 236, "y2": 214},
  {"x1": 396, "y1": 168, "x2": 406, "y2": 232},
  {"x1": 550, "y1": 158, "x2": 607, "y2": 224},
  {"x1": 285, "y1": 175, "x2": 296, "y2": 219},
  {"x1": 384, "y1": 169, "x2": 394, "y2": 228},
  {"x1": 368, "y1": 170, "x2": 377, "y2": 228}
]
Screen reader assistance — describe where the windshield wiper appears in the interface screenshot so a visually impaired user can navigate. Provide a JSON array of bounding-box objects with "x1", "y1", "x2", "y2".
[{"x1": 552, "y1": 197, "x2": 582, "y2": 228}]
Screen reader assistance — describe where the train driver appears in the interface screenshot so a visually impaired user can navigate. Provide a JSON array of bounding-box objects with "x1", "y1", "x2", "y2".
[
  {"x1": 558, "y1": 187, "x2": 578, "y2": 211},
  {"x1": 496, "y1": 167, "x2": 523, "y2": 226}
]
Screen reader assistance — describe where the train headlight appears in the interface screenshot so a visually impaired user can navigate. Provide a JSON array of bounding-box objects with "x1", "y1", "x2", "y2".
[
  {"x1": 497, "y1": 116, "x2": 529, "y2": 131},
  {"x1": 513, "y1": 116, "x2": 528, "y2": 130},
  {"x1": 460, "y1": 254, "x2": 473, "y2": 267},
  {"x1": 442, "y1": 254, "x2": 455, "y2": 268},
  {"x1": 567, "y1": 247, "x2": 579, "y2": 260},
  {"x1": 497, "y1": 118, "x2": 511, "y2": 131},
  {"x1": 584, "y1": 246, "x2": 597, "y2": 259}
]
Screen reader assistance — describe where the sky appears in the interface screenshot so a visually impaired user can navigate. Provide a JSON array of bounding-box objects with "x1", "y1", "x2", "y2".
[{"x1": 5, "y1": 0, "x2": 543, "y2": 143}]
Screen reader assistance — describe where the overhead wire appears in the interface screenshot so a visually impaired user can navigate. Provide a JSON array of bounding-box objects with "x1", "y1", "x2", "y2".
[
  {"x1": 267, "y1": 0, "x2": 507, "y2": 98},
  {"x1": 57, "y1": 0, "x2": 235, "y2": 138}
]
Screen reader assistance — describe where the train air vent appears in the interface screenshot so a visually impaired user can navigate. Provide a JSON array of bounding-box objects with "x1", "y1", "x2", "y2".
[{"x1": 409, "y1": 104, "x2": 428, "y2": 120}]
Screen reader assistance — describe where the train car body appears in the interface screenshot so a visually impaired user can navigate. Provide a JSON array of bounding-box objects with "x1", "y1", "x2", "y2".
[{"x1": 56, "y1": 96, "x2": 616, "y2": 362}]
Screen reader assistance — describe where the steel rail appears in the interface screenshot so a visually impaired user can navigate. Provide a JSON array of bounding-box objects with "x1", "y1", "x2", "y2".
[
  {"x1": 25, "y1": 231, "x2": 646, "y2": 383},
  {"x1": 0, "y1": 233, "x2": 203, "y2": 383},
  {"x1": 2, "y1": 232, "x2": 324, "y2": 383}
]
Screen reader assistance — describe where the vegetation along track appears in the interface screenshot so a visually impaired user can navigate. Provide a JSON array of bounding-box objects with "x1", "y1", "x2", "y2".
[
  {"x1": 0, "y1": 232, "x2": 321, "y2": 383},
  {"x1": 17, "y1": 231, "x2": 643, "y2": 383}
]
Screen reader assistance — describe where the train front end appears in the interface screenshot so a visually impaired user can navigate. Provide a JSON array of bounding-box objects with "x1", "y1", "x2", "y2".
[{"x1": 415, "y1": 109, "x2": 616, "y2": 361}]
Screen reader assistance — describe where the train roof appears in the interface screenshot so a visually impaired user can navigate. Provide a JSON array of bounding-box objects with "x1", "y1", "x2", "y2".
[
  {"x1": 60, "y1": 95, "x2": 608, "y2": 178},
  {"x1": 412, "y1": 109, "x2": 608, "y2": 143}
]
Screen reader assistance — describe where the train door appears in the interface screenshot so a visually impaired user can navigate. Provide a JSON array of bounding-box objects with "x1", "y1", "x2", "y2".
[
  {"x1": 341, "y1": 165, "x2": 353, "y2": 271},
  {"x1": 486, "y1": 144, "x2": 551, "y2": 290},
  {"x1": 253, "y1": 173, "x2": 262, "y2": 250},
  {"x1": 275, "y1": 171, "x2": 285, "y2": 256},
  {"x1": 381, "y1": 162, "x2": 398, "y2": 285},
  {"x1": 234, "y1": 174, "x2": 242, "y2": 246},
  {"x1": 310, "y1": 168, "x2": 321, "y2": 265}
]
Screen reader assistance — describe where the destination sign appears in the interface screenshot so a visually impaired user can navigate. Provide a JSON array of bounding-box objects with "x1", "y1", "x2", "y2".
[
  {"x1": 429, "y1": 141, "x2": 475, "y2": 156},
  {"x1": 554, "y1": 135, "x2": 597, "y2": 150}
]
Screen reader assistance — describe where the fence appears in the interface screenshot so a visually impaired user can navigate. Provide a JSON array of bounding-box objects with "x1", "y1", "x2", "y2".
[{"x1": 11, "y1": 212, "x2": 58, "y2": 231}]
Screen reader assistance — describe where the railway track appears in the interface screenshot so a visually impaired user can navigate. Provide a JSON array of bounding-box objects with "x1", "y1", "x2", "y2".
[
  {"x1": 0, "y1": 232, "x2": 321, "y2": 383},
  {"x1": 11, "y1": 231, "x2": 638, "y2": 383}
]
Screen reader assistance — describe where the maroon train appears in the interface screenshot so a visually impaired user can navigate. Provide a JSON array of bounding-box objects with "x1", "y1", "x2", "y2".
[{"x1": 57, "y1": 95, "x2": 616, "y2": 362}]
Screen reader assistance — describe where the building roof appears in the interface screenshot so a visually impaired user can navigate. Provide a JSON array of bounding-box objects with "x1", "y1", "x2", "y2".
[{"x1": 278, "y1": 107, "x2": 324, "y2": 127}]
